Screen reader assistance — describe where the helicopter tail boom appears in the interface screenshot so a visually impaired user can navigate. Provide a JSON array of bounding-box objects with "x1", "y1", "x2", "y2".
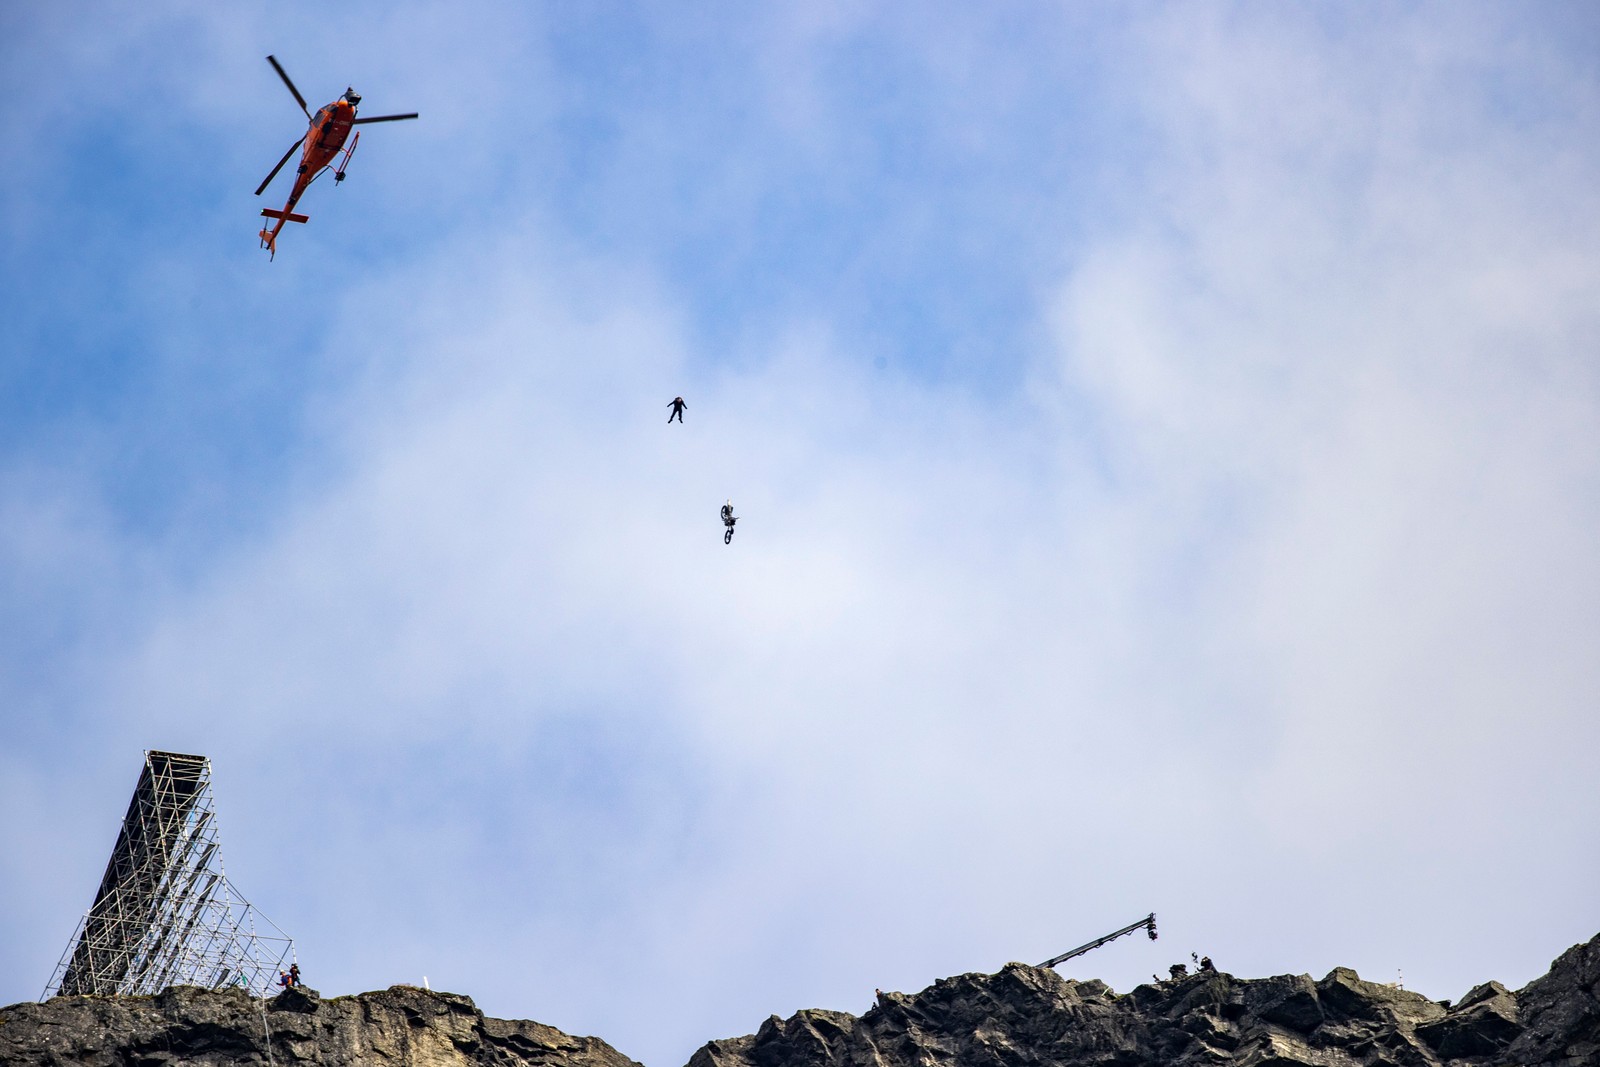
[{"x1": 260, "y1": 208, "x2": 310, "y2": 224}]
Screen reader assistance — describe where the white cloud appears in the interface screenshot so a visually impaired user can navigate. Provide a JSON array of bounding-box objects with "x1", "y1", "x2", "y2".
[
  {"x1": 1043, "y1": 0, "x2": 1600, "y2": 994},
  {"x1": 5, "y1": 5, "x2": 1598, "y2": 1066}
]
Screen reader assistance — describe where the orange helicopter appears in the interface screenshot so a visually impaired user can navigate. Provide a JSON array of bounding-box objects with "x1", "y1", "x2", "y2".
[{"x1": 255, "y1": 55, "x2": 417, "y2": 258}]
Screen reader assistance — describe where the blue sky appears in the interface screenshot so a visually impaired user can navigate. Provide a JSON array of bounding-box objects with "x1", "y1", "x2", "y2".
[{"x1": 3, "y1": 3, "x2": 1598, "y2": 1065}]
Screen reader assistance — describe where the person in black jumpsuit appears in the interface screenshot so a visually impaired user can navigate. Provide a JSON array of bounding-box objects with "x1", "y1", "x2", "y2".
[{"x1": 668, "y1": 396, "x2": 687, "y2": 423}]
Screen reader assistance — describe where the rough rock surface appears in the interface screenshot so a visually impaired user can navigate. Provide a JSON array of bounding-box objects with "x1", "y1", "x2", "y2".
[
  {"x1": 687, "y1": 931, "x2": 1600, "y2": 1067},
  {"x1": 3, "y1": 932, "x2": 1596, "y2": 1067},
  {"x1": 1502, "y1": 932, "x2": 1600, "y2": 1067},
  {"x1": 0, "y1": 983, "x2": 640, "y2": 1067}
]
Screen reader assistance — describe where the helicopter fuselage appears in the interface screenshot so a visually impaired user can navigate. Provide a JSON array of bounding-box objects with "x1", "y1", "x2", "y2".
[{"x1": 283, "y1": 99, "x2": 357, "y2": 211}]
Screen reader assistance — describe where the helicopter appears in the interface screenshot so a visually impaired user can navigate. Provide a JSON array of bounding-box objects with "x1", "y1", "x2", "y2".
[{"x1": 254, "y1": 55, "x2": 417, "y2": 258}]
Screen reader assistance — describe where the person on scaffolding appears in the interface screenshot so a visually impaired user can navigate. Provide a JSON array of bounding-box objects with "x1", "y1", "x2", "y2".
[{"x1": 721, "y1": 500, "x2": 738, "y2": 544}]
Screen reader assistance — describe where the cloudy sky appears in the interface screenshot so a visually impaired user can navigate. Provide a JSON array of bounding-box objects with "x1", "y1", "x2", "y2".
[{"x1": 2, "y1": 2, "x2": 1597, "y2": 1064}]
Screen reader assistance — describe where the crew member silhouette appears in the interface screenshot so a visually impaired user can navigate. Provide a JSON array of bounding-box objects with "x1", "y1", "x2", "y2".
[
  {"x1": 721, "y1": 500, "x2": 737, "y2": 544},
  {"x1": 668, "y1": 396, "x2": 687, "y2": 423}
]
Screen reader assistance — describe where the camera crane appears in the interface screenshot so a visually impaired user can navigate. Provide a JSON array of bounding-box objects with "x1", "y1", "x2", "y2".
[{"x1": 1039, "y1": 913, "x2": 1158, "y2": 969}]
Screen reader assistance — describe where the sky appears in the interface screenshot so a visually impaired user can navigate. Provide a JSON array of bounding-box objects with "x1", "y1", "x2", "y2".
[{"x1": 1, "y1": 2, "x2": 1597, "y2": 1064}]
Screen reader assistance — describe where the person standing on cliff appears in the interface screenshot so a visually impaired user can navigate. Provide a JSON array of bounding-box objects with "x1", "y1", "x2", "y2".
[
  {"x1": 289, "y1": 963, "x2": 301, "y2": 987},
  {"x1": 668, "y1": 396, "x2": 687, "y2": 423}
]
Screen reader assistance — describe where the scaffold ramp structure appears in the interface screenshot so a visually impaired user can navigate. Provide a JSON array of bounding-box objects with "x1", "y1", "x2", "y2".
[{"x1": 44, "y1": 750, "x2": 294, "y2": 999}]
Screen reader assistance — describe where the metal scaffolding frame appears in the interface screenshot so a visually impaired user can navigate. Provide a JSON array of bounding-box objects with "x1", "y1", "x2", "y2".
[{"x1": 43, "y1": 750, "x2": 294, "y2": 999}]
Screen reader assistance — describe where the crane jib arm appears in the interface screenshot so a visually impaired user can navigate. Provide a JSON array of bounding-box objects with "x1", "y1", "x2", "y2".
[{"x1": 1039, "y1": 913, "x2": 1157, "y2": 969}]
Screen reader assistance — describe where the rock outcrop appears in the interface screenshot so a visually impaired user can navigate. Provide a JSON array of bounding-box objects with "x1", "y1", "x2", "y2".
[
  {"x1": 0, "y1": 983, "x2": 639, "y2": 1067},
  {"x1": 3, "y1": 932, "x2": 1596, "y2": 1066},
  {"x1": 1502, "y1": 932, "x2": 1600, "y2": 1067},
  {"x1": 688, "y1": 931, "x2": 1600, "y2": 1067}
]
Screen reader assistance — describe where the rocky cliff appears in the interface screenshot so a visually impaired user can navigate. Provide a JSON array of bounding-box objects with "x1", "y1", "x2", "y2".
[
  {"x1": 0, "y1": 984, "x2": 639, "y2": 1067},
  {"x1": 2, "y1": 933, "x2": 1595, "y2": 1067},
  {"x1": 687, "y1": 932, "x2": 1600, "y2": 1067}
]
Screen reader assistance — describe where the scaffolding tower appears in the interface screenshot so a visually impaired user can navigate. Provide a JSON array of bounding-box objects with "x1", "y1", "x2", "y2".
[{"x1": 43, "y1": 750, "x2": 294, "y2": 999}]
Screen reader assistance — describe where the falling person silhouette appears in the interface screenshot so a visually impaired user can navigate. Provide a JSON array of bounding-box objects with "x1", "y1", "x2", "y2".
[
  {"x1": 668, "y1": 396, "x2": 687, "y2": 423},
  {"x1": 721, "y1": 500, "x2": 737, "y2": 544}
]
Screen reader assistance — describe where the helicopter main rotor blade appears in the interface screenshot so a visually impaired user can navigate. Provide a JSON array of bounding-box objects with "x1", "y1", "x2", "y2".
[
  {"x1": 266, "y1": 55, "x2": 311, "y2": 120},
  {"x1": 255, "y1": 134, "x2": 307, "y2": 196},
  {"x1": 351, "y1": 113, "x2": 419, "y2": 125}
]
